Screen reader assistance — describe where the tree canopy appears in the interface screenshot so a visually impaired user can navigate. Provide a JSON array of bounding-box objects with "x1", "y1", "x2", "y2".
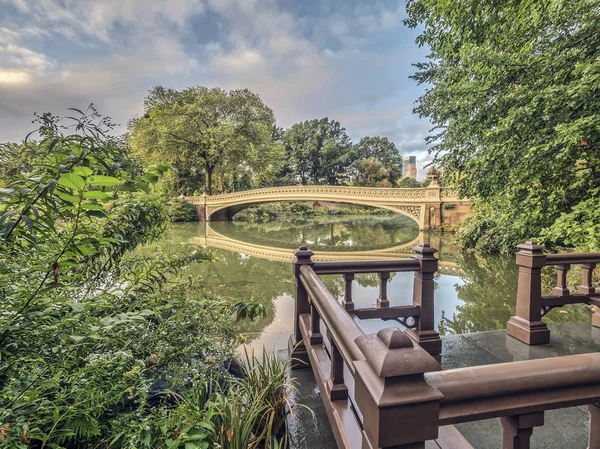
[
  {"x1": 407, "y1": 0, "x2": 600, "y2": 253},
  {"x1": 129, "y1": 86, "x2": 282, "y2": 194},
  {"x1": 282, "y1": 118, "x2": 354, "y2": 185},
  {"x1": 354, "y1": 136, "x2": 402, "y2": 184}
]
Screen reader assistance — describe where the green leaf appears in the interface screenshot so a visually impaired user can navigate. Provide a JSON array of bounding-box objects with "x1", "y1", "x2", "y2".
[
  {"x1": 87, "y1": 175, "x2": 123, "y2": 187},
  {"x1": 57, "y1": 173, "x2": 85, "y2": 192},
  {"x1": 83, "y1": 191, "x2": 112, "y2": 200},
  {"x1": 72, "y1": 166, "x2": 93, "y2": 177},
  {"x1": 55, "y1": 191, "x2": 81, "y2": 203},
  {"x1": 81, "y1": 203, "x2": 105, "y2": 211}
]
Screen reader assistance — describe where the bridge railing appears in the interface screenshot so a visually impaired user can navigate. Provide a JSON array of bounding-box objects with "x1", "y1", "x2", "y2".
[
  {"x1": 506, "y1": 242, "x2": 600, "y2": 345},
  {"x1": 290, "y1": 245, "x2": 600, "y2": 448}
]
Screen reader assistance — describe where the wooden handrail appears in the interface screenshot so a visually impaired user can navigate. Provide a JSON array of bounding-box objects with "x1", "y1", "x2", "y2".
[
  {"x1": 545, "y1": 252, "x2": 600, "y2": 264},
  {"x1": 299, "y1": 264, "x2": 365, "y2": 367},
  {"x1": 426, "y1": 352, "x2": 600, "y2": 402},
  {"x1": 507, "y1": 242, "x2": 600, "y2": 345},
  {"x1": 290, "y1": 244, "x2": 600, "y2": 449},
  {"x1": 312, "y1": 258, "x2": 421, "y2": 275}
]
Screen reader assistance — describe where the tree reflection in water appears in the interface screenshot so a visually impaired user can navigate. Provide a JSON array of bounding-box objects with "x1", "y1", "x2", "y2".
[{"x1": 160, "y1": 219, "x2": 592, "y2": 345}]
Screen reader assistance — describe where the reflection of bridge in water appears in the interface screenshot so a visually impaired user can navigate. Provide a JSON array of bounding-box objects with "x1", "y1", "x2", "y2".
[{"x1": 189, "y1": 223, "x2": 461, "y2": 275}]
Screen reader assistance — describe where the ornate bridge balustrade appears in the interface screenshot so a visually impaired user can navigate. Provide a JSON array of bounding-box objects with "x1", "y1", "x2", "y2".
[
  {"x1": 507, "y1": 242, "x2": 600, "y2": 345},
  {"x1": 183, "y1": 185, "x2": 470, "y2": 230},
  {"x1": 290, "y1": 245, "x2": 600, "y2": 449}
]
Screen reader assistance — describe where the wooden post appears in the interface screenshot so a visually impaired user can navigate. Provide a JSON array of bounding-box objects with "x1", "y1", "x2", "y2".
[
  {"x1": 406, "y1": 243, "x2": 442, "y2": 355},
  {"x1": 343, "y1": 273, "x2": 355, "y2": 311},
  {"x1": 289, "y1": 246, "x2": 314, "y2": 368},
  {"x1": 506, "y1": 242, "x2": 551, "y2": 345},
  {"x1": 501, "y1": 412, "x2": 544, "y2": 449},
  {"x1": 354, "y1": 329, "x2": 442, "y2": 449}
]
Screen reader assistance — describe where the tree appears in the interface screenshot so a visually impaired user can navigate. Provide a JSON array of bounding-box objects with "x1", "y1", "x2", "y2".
[
  {"x1": 354, "y1": 137, "x2": 402, "y2": 183},
  {"x1": 283, "y1": 118, "x2": 353, "y2": 185},
  {"x1": 406, "y1": 0, "x2": 600, "y2": 253},
  {"x1": 396, "y1": 177, "x2": 423, "y2": 188},
  {"x1": 350, "y1": 157, "x2": 390, "y2": 187},
  {"x1": 129, "y1": 86, "x2": 280, "y2": 195}
]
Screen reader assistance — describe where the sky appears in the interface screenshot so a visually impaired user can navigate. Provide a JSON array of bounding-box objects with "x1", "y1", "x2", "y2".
[{"x1": 0, "y1": 0, "x2": 433, "y2": 178}]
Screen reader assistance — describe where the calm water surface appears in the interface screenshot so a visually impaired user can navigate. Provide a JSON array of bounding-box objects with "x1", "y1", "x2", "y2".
[{"x1": 161, "y1": 215, "x2": 589, "y2": 355}]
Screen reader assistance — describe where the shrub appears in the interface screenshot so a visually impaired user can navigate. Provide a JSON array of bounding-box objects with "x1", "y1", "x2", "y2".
[
  {"x1": 169, "y1": 197, "x2": 199, "y2": 222},
  {"x1": 290, "y1": 202, "x2": 315, "y2": 217}
]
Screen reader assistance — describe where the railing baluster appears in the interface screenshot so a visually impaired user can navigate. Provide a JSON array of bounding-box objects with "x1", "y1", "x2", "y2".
[
  {"x1": 377, "y1": 271, "x2": 390, "y2": 307},
  {"x1": 580, "y1": 263, "x2": 596, "y2": 295},
  {"x1": 501, "y1": 412, "x2": 544, "y2": 449},
  {"x1": 506, "y1": 242, "x2": 551, "y2": 345},
  {"x1": 406, "y1": 243, "x2": 442, "y2": 355},
  {"x1": 343, "y1": 273, "x2": 355, "y2": 311},
  {"x1": 327, "y1": 332, "x2": 348, "y2": 401},
  {"x1": 589, "y1": 404, "x2": 600, "y2": 449},
  {"x1": 310, "y1": 301, "x2": 323, "y2": 344},
  {"x1": 553, "y1": 264, "x2": 570, "y2": 296}
]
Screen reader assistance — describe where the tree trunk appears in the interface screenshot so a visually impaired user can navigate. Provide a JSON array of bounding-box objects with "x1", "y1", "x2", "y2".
[{"x1": 206, "y1": 163, "x2": 214, "y2": 195}]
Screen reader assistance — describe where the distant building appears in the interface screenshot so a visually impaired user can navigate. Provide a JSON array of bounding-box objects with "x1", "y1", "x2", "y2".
[{"x1": 402, "y1": 156, "x2": 417, "y2": 180}]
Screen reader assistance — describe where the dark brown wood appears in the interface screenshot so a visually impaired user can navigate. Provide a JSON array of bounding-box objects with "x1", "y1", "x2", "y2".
[
  {"x1": 377, "y1": 271, "x2": 390, "y2": 307},
  {"x1": 589, "y1": 404, "x2": 600, "y2": 449},
  {"x1": 545, "y1": 252, "x2": 600, "y2": 265},
  {"x1": 406, "y1": 244, "x2": 442, "y2": 355},
  {"x1": 312, "y1": 258, "x2": 420, "y2": 275},
  {"x1": 506, "y1": 242, "x2": 550, "y2": 345},
  {"x1": 351, "y1": 305, "x2": 421, "y2": 320},
  {"x1": 290, "y1": 244, "x2": 600, "y2": 449},
  {"x1": 580, "y1": 263, "x2": 597, "y2": 295},
  {"x1": 290, "y1": 246, "x2": 314, "y2": 368},
  {"x1": 327, "y1": 335, "x2": 348, "y2": 401},
  {"x1": 501, "y1": 412, "x2": 544, "y2": 449},
  {"x1": 310, "y1": 302, "x2": 323, "y2": 344},
  {"x1": 552, "y1": 264, "x2": 570, "y2": 296},
  {"x1": 343, "y1": 273, "x2": 355, "y2": 311}
]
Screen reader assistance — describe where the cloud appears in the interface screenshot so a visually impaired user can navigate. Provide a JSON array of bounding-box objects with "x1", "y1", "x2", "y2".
[{"x1": 0, "y1": 0, "x2": 434, "y2": 178}]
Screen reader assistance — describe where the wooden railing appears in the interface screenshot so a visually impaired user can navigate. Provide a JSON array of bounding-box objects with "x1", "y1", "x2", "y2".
[
  {"x1": 289, "y1": 244, "x2": 600, "y2": 449},
  {"x1": 506, "y1": 242, "x2": 600, "y2": 345}
]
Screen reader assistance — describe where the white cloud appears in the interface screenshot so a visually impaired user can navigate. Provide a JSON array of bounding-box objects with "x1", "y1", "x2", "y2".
[{"x1": 0, "y1": 0, "x2": 433, "y2": 172}]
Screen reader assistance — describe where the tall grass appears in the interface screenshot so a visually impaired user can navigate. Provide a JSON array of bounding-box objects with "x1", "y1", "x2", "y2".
[{"x1": 177, "y1": 348, "x2": 305, "y2": 449}]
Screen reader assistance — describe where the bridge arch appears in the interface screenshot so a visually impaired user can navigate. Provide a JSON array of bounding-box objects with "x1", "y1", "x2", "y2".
[
  {"x1": 208, "y1": 198, "x2": 422, "y2": 226},
  {"x1": 184, "y1": 185, "x2": 469, "y2": 231}
]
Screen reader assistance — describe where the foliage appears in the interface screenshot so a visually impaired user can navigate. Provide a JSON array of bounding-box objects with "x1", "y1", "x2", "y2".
[
  {"x1": 0, "y1": 109, "x2": 294, "y2": 449},
  {"x1": 281, "y1": 118, "x2": 353, "y2": 185},
  {"x1": 354, "y1": 137, "x2": 402, "y2": 183},
  {"x1": 406, "y1": 0, "x2": 600, "y2": 253},
  {"x1": 129, "y1": 86, "x2": 283, "y2": 195},
  {"x1": 290, "y1": 202, "x2": 315, "y2": 217},
  {"x1": 169, "y1": 197, "x2": 199, "y2": 222},
  {"x1": 396, "y1": 177, "x2": 423, "y2": 188},
  {"x1": 349, "y1": 157, "x2": 390, "y2": 187}
]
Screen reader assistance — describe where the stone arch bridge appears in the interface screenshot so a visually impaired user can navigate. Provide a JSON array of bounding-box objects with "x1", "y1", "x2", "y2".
[{"x1": 183, "y1": 185, "x2": 470, "y2": 230}]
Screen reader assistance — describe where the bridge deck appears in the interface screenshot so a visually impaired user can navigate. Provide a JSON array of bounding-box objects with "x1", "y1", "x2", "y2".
[{"x1": 281, "y1": 322, "x2": 600, "y2": 449}]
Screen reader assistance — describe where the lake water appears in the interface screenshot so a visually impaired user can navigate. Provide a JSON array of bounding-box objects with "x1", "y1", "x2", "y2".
[{"x1": 161, "y1": 215, "x2": 589, "y2": 356}]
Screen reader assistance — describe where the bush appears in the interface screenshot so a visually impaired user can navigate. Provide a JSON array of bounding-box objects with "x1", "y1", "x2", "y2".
[
  {"x1": 290, "y1": 202, "x2": 315, "y2": 217},
  {"x1": 169, "y1": 197, "x2": 199, "y2": 222},
  {"x1": 0, "y1": 110, "x2": 297, "y2": 449}
]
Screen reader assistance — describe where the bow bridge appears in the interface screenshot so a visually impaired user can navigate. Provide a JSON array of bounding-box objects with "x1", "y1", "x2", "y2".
[{"x1": 184, "y1": 184, "x2": 470, "y2": 230}]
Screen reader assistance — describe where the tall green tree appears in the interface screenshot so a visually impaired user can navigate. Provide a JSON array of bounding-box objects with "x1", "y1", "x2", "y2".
[
  {"x1": 283, "y1": 118, "x2": 353, "y2": 185},
  {"x1": 406, "y1": 0, "x2": 600, "y2": 253},
  {"x1": 129, "y1": 86, "x2": 281, "y2": 195},
  {"x1": 350, "y1": 157, "x2": 390, "y2": 187},
  {"x1": 354, "y1": 136, "x2": 402, "y2": 183}
]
